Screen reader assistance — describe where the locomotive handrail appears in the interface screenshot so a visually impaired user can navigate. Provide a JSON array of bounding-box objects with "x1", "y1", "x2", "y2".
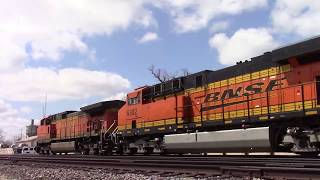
[
  {"x1": 110, "y1": 127, "x2": 118, "y2": 142},
  {"x1": 104, "y1": 121, "x2": 117, "y2": 134}
]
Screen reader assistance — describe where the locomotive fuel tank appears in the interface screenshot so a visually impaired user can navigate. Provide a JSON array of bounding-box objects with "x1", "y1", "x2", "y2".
[
  {"x1": 50, "y1": 141, "x2": 76, "y2": 153},
  {"x1": 164, "y1": 127, "x2": 271, "y2": 153}
]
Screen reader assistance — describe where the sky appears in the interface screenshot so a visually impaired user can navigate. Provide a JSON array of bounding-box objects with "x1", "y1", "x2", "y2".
[{"x1": 0, "y1": 0, "x2": 320, "y2": 140}]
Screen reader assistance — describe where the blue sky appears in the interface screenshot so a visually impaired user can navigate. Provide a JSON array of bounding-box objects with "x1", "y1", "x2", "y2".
[{"x1": 0, "y1": 0, "x2": 319, "y2": 139}]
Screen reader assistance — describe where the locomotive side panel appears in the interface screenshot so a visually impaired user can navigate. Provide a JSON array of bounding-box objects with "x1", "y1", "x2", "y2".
[
  {"x1": 37, "y1": 125, "x2": 51, "y2": 143},
  {"x1": 78, "y1": 113, "x2": 90, "y2": 137},
  {"x1": 118, "y1": 90, "x2": 185, "y2": 135},
  {"x1": 66, "y1": 115, "x2": 73, "y2": 139},
  {"x1": 119, "y1": 59, "x2": 320, "y2": 137},
  {"x1": 118, "y1": 64, "x2": 294, "y2": 135},
  {"x1": 102, "y1": 110, "x2": 118, "y2": 130}
]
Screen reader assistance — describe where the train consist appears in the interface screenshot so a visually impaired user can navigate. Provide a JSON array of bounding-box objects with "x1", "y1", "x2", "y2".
[{"x1": 38, "y1": 36, "x2": 320, "y2": 156}]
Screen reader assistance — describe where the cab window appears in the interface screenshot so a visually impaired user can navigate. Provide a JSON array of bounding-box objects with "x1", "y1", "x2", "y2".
[
  {"x1": 196, "y1": 75, "x2": 203, "y2": 87},
  {"x1": 128, "y1": 96, "x2": 140, "y2": 105}
]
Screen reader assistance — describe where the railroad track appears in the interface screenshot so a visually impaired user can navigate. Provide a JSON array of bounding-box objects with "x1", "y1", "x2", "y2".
[{"x1": 1, "y1": 155, "x2": 320, "y2": 179}]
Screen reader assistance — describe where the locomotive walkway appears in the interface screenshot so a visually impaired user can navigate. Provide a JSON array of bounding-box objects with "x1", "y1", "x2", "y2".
[{"x1": 1, "y1": 154, "x2": 320, "y2": 179}]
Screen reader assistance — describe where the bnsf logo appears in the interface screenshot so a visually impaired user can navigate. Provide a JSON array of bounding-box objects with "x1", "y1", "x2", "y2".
[{"x1": 204, "y1": 78, "x2": 284, "y2": 103}]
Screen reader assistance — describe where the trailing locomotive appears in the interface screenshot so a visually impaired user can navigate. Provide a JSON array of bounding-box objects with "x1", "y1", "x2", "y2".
[
  {"x1": 37, "y1": 36, "x2": 320, "y2": 156},
  {"x1": 37, "y1": 100, "x2": 124, "y2": 155}
]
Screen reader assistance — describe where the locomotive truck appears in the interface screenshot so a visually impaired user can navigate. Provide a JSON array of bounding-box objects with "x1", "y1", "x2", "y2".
[{"x1": 38, "y1": 36, "x2": 320, "y2": 156}]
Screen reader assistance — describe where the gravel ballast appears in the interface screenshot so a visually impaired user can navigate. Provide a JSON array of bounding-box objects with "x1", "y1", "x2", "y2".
[
  {"x1": 0, "y1": 163, "x2": 261, "y2": 180},
  {"x1": 0, "y1": 164, "x2": 160, "y2": 180}
]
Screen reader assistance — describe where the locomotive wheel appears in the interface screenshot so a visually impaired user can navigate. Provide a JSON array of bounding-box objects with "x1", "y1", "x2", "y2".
[
  {"x1": 116, "y1": 148, "x2": 124, "y2": 155},
  {"x1": 49, "y1": 147, "x2": 55, "y2": 155},
  {"x1": 160, "y1": 148, "x2": 167, "y2": 155},
  {"x1": 81, "y1": 149, "x2": 89, "y2": 155},
  {"x1": 106, "y1": 149, "x2": 113, "y2": 156},
  {"x1": 143, "y1": 147, "x2": 154, "y2": 155},
  {"x1": 93, "y1": 148, "x2": 99, "y2": 155},
  {"x1": 116, "y1": 145, "x2": 124, "y2": 155},
  {"x1": 129, "y1": 148, "x2": 137, "y2": 155},
  {"x1": 100, "y1": 149, "x2": 112, "y2": 156}
]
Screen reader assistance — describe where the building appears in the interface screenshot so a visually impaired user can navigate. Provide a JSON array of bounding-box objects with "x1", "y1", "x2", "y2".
[
  {"x1": 26, "y1": 119, "x2": 38, "y2": 137},
  {"x1": 16, "y1": 136, "x2": 37, "y2": 147},
  {"x1": 15, "y1": 119, "x2": 38, "y2": 147}
]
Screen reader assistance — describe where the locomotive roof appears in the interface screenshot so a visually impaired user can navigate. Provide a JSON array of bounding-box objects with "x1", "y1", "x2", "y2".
[
  {"x1": 55, "y1": 111, "x2": 77, "y2": 117},
  {"x1": 272, "y1": 35, "x2": 320, "y2": 62},
  {"x1": 80, "y1": 100, "x2": 125, "y2": 115},
  {"x1": 147, "y1": 53, "x2": 277, "y2": 91},
  {"x1": 147, "y1": 36, "x2": 320, "y2": 91},
  {"x1": 49, "y1": 111, "x2": 76, "y2": 119},
  {"x1": 66, "y1": 111, "x2": 85, "y2": 118}
]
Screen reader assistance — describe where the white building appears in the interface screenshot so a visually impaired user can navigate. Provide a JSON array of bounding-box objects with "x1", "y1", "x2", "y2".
[{"x1": 16, "y1": 136, "x2": 37, "y2": 147}]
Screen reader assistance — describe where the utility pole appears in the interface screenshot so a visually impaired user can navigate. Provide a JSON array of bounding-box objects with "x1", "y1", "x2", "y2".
[
  {"x1": 42, "y1": 92, "x2": 47, "y2": 118},
  {"x1": 20, "y1": 128, "x2": 23, "y2": 140}
]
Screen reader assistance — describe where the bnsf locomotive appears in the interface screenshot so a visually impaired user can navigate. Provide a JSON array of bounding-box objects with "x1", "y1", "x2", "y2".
[{"x1": 38, "y1": 36, "x2": 320, "y2": 156}]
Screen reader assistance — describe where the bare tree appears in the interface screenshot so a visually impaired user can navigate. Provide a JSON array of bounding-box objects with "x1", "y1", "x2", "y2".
[
  {"x1": 181, "y1": 68, "x2": 191, "y2": 76},
  {"x1": 148, "y1": 65, "x2": 175, "y2": 83},
  {"x1": 148, "y1": 65, "x2": 192, "y2": 83}
]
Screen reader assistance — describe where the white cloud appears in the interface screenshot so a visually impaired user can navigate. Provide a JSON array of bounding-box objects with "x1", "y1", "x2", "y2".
[
  {"x1": 159, "y1": 0, "x2": 267, "y2": 33},
  {"x1": 207, "y1": 0, "x2": 320, "y2": 66},
  {"x1": 0, "y1": 100, "x2": 29, "y2": 140},
  {"x1": 0, "y1": 0, "x2": 157, "y2": 71},
  {"x1": 103, "y1": 92, "x2": 127, "y2": 101},
  {"x1": 137, "y1": 32, "x2": 159, "y2": 44},
  {"x1": 20, "y1": 106, "x2": 32, "y2": 114},
  {"x1": 0, "y1": 100, "x2": 18, "y2": 118},
  {"x1": 209, "y1": 28, "x2": 279, "y2": 65},
  {"x1": 271, "y1": 0, "x2": 320, "y2": 37},
  {"x1": 0, "y1": 68, "x2": 130, "y2": 102},
  {"x1": 209, "y1": 21, "x2": 230, "y2": 33},
  {"x1": 0, "y1": 35, "x2": 27, "y2": 72},
  {"x1": 0, "y1": 1, "x2": 146, "y2": 138}
]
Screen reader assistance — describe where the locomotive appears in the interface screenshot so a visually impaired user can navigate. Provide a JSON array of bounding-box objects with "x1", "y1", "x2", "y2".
[
  {"x1": 37, "y1": 101, "x2": 125, "y2": 155},
  {"x1": 38, "y1": 36, "x2": 320, "y2": 156}
]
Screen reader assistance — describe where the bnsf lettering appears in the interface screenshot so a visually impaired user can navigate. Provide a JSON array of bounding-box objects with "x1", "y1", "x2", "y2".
[
  {"x1": 204, "y1": 92, "x2": 220, "y2": 102},
  {"x1": 221, "y1": 87, "x2": 242, "y2": 100},
  {"x1": 266, "y1": 78, "x2": 284, "y2": 92},
  {"x1": 204, "y1": 79, "x2": 284, "y2": 103},
  {"x1": 243, "y1": 82, "x2": 264, "y2": 96}
]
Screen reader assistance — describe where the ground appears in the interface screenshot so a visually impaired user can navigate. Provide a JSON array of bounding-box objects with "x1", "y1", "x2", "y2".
[{"x1": 0, "y1": 163, "x2": 261, "y2": 180}]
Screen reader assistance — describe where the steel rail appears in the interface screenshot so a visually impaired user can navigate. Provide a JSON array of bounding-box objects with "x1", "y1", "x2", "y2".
[{"x1": 1, "y1": 155, "x2": 320, "y2": 179}]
